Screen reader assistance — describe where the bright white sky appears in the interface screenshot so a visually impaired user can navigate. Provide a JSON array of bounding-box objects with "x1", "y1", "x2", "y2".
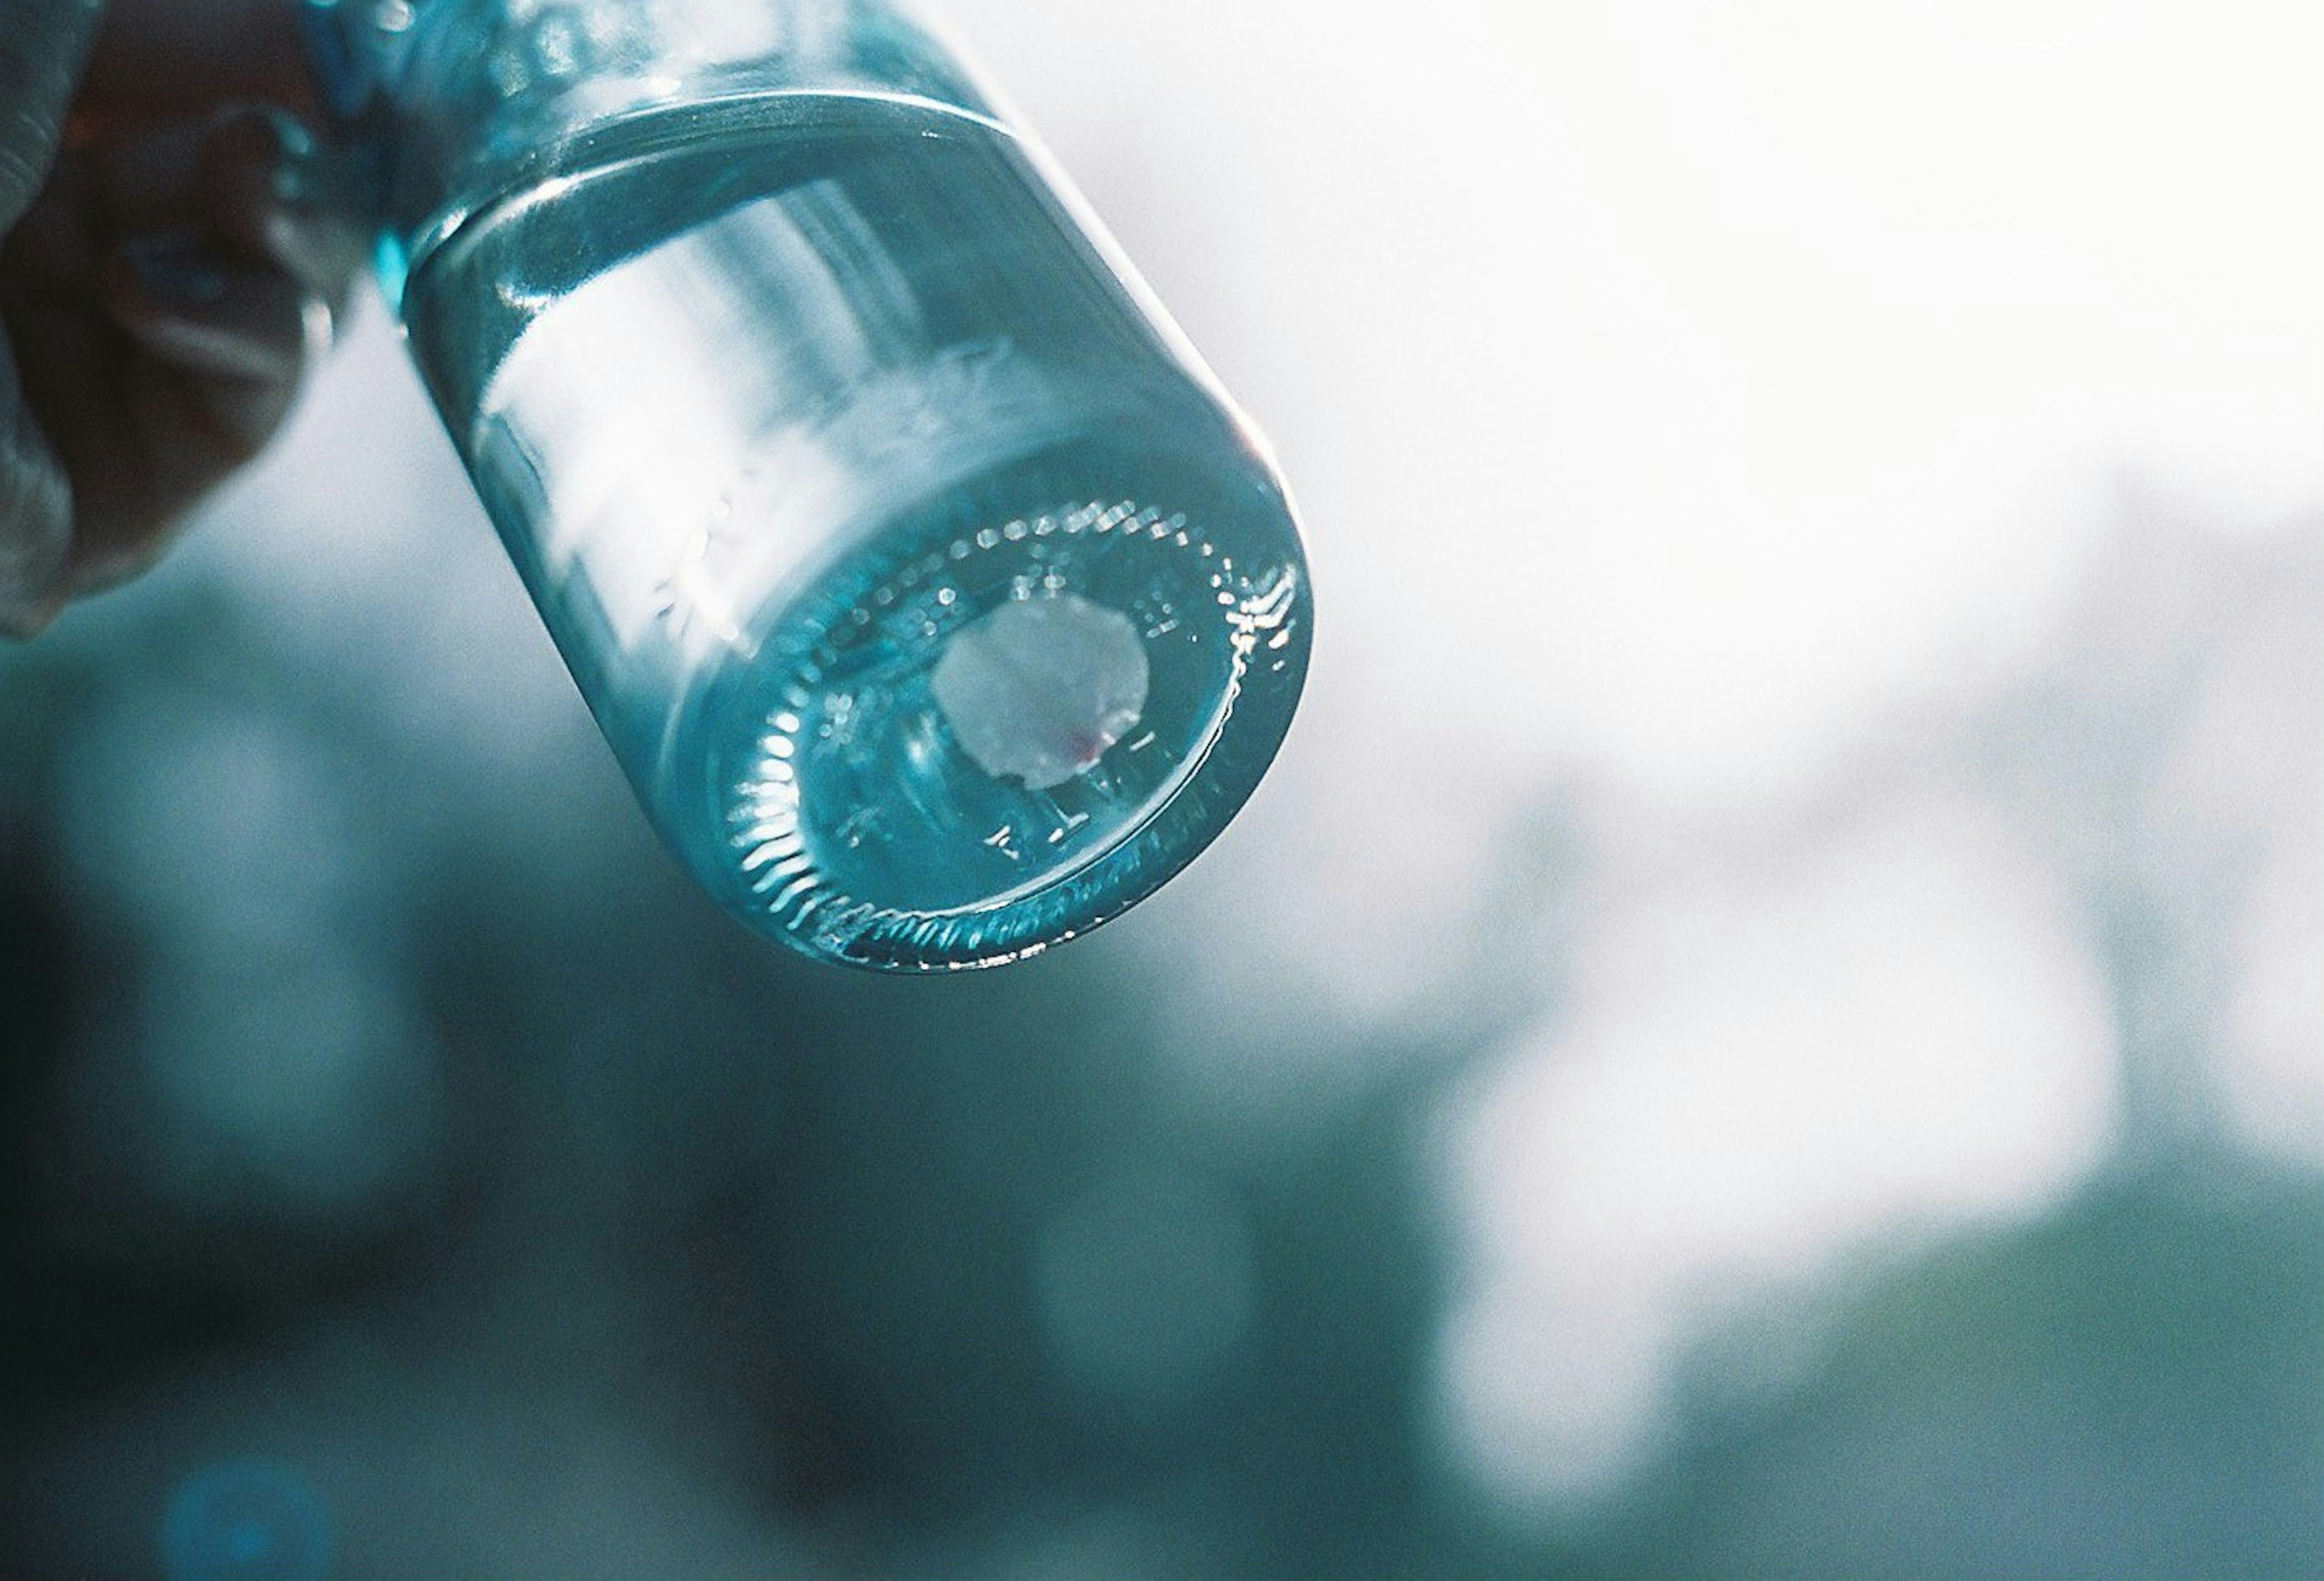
[{"x1": 951, "y1": 0, "x2": 2323, "y2": 797}]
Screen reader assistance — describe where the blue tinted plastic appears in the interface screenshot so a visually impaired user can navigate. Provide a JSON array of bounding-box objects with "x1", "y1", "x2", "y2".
[{"x1": 304, "y1": 0, "x2": 1311, "y2": 968}]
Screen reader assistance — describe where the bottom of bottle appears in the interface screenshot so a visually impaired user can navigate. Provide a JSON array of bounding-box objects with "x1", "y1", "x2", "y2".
[{"x1": 680, "y1": 443, "x2": 1308, "y2": 971}]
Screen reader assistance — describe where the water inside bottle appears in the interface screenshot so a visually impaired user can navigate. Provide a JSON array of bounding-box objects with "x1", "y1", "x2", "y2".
[{"x1": 399, "y1": 92, "x2": 1308, "y2": 967}]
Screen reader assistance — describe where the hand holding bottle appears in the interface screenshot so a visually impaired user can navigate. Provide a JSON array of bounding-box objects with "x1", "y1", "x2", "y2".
[
  {"x1": 0, "y1": 0, "x2": 360, "y2": 635},
  {"x1": 7, "y1": 0, "x2": 1310, "y2": 967}
]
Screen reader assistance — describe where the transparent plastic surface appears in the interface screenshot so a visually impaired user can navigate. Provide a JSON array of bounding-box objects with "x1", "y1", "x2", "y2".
[{"x1": 317, "y1": 2, "x2": 1311, "y2": 969}]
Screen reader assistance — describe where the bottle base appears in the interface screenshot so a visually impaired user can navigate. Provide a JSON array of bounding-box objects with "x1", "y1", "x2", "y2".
[{"x1": 696, "y1": 447, "x2": 1308, "y2": 971}]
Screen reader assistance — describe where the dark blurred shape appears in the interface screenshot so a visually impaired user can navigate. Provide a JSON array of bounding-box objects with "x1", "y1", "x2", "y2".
[
  {"x1": 0, "y1": 484, "x2": 2317, "y2": 1580},
  {"x1": 1602, "y1": 1162, "x2": 2324, "y2": 1581}
]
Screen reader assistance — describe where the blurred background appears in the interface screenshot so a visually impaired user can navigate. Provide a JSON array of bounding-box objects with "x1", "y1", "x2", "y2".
[{"x1": 3, "y1": 0, "x2": 2320, "y2": 1576}]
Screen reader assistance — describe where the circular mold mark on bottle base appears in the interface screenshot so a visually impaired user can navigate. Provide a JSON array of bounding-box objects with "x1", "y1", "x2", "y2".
[{"x1": 931, "y1": 592, "x2": 1150, "y2": 791}]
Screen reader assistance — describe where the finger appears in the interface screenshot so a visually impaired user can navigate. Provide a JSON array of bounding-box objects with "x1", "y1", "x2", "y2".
[
  {"x1": 0, "y1": 373, "x2": 75, "y2": 638},
  {"x1": 0, "y1": 0, "x2": 105, "y2": 229},
  {"x1": 85, "y1": 106, "x2": 361, "y2": 276},
  {"x1": 82, "y1": 0, "x2": 318, "y2": 126},
  {"x1": 53, "y1": 235, "x2": 319, "y2": 595},
  {"x1": 105, "y1": 234, "x2": 320, "y2": 385},
  {"x1": 61, "y1": 326, "x2": 306, "y2": 598},
  {"x1": 209, "y1": 108, "x2": 370, "y2": 315},
  {"x1": 0, "y1": 0, "x2": 98, "y2": 632}
]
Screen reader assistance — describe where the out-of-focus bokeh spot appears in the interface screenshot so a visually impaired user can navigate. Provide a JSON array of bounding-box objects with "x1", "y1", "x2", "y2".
[{"x1": 163, "y1": 1461, "x2": 331, "y2": 1581}]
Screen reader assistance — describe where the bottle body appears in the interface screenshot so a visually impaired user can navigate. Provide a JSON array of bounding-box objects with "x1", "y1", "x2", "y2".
[{"x1": 309, "y1": 0, "x2": 1310, "y2": 968}]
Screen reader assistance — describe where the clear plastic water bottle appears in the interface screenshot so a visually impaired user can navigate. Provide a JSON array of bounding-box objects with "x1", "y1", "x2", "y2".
[{"x1": 303, "y1": 0, "x2": 1311, "y2": 969}]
